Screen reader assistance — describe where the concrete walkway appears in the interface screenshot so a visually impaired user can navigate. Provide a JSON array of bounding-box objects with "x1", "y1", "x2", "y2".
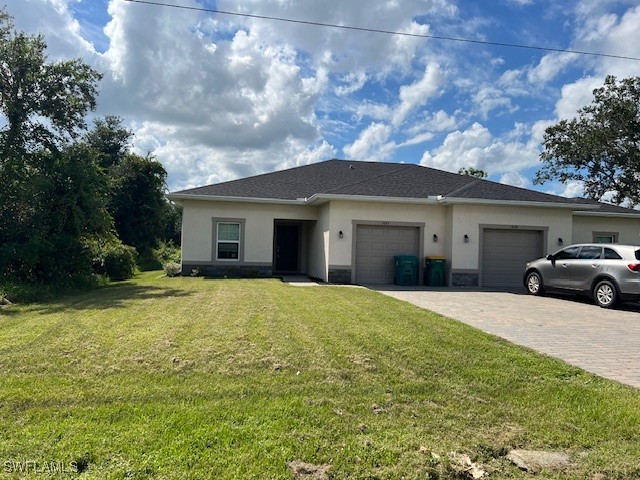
[{"x1": 373, "y1": 286, "x2": 640, "y2": 389}]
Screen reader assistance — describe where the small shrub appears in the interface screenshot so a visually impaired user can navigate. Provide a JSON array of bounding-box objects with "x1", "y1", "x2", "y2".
[
  {"x1": 103, "y1": 244, "x2": 137, "y2": 281},
  {"x1": 137, "y1": 241, "x2": 181, "y2": 271},
  {"x1": 0, "y1": 274, "x2": 108, "y2": 303},
  {"x1": 154, "y1": 241, "x2": 181, "y2": 264},
  {"x1": 136, "y1": 252, "x2": 161, "y2": 271},
  {"x1": 190, "y1": 267, "x2": 205, "y2": 277},
  {"x1": 163, "y1": 262, "x2": 181, "y2": 277}
]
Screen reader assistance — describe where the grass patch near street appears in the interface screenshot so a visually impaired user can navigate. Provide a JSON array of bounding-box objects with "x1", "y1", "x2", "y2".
[{"x1": 1, "y1": 272, "x2": 639, "y2": 479}]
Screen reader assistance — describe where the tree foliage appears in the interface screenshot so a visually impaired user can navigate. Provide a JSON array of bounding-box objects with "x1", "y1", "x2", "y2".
[
  {"x1": 0, "y1": 146, "x2": 112, "y2": 283},
  {"x1": 0, "y1": 11, "x2": 180, "y2": 288},
  {"x1": 85, "y1": 115, "x2": 133, "y2": 169},
  {"x1": 458, "y1": 167, "x2": 488, "y2": 179},
  {"x1": 109, "y1": 153, "x2": 169, "y2": 255},
  {"x1": 0, "y1": 10, "x2": 102, "y2": 155},
  {"x1": 0, "y1": 10, "x2": 113, "y2": 285},
  {"x1": 83, "y1": 115, "x2": 180, "y2": 254},
  {"x1": 535, "y1": 75, "x2": 640, "y2": 206}
]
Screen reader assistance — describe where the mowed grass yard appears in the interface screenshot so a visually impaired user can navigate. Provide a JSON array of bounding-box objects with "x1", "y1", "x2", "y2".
[{"x1": 1, "y1": 272, "x2": 639, "y2": 479}]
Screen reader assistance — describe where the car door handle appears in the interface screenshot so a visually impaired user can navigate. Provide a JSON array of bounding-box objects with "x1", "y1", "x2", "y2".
[{"x1": 561, "y1": 263, "x2": 568, "y2": 268}]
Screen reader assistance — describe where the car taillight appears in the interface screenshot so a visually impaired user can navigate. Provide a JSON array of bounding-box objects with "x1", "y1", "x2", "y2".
[{"x1": 627, "y1": 263, "x2": 640, "y2": 272}]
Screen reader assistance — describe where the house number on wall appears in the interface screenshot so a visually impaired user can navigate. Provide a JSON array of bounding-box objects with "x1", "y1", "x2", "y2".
[
  {"x1": 511, "y1": 225, "x2": 519, "y2": 229},
  {"x1": 381, "y1": 221, "x2": 390, "y2": 225}
]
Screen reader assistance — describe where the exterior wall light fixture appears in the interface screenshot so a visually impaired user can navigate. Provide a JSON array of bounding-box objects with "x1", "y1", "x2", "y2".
[
  {"x1": 339, "y1": 230, "x2": 344, "y2": 239},
  {"x1": 558, "y1": 237, "x2": 564, "y2": 246},
  {"x1": 433, "y1": 234, "x2": 438, "y2": 242},
  {"x1": 464, "y1": 234, "x2": 470, "y2": 243}
]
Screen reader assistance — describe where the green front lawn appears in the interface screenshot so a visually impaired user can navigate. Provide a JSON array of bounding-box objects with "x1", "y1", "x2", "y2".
[{"x1": 0, "y1": 272, "x2": 638, "y2": 479}]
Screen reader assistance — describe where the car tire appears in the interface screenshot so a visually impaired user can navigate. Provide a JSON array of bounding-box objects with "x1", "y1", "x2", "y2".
[
  {"x1": 525, "y1": 271, "x2": 544, "y2": 296},
  {"x1": 593, "y1": 280, "x2": 618, "y2": 309}
]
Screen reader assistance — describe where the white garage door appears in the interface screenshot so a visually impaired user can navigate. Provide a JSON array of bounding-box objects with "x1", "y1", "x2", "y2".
[
  {"x1": 482, "y1": 229, "x2": 543, "y2": 288},
  {"x1": 355, "y1": 225, "x2": 419, "y2": 284}
]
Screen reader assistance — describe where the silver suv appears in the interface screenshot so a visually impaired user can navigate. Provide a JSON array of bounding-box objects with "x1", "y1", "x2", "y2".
[{"x1": 523, "y1": 244, "x2": 640, "y2": 308}]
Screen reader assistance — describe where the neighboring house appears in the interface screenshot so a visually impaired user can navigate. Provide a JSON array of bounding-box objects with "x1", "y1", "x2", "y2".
[{"x1": 167, "y1": 159, "x2": 640, "y2": 288}]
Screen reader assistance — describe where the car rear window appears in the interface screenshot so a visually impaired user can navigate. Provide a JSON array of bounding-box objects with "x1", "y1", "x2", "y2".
[{"x1": 605, "y1": 248, "x2": 622, "y2": 260}]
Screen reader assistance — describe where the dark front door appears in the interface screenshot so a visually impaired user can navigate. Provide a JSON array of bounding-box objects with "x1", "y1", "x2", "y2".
[{"x1": 275, "y1": 224, "x2": 300, "y2": 272}]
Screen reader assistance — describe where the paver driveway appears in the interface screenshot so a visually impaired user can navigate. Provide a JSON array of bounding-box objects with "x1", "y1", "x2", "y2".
[{"x1": 374, "y1": 286, "x2": 640, "y2": 389}]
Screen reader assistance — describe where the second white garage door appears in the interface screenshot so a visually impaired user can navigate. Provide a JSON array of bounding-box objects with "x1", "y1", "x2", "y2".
[
  {"x1": 482, "y1": 228, "x2": 543, "y2": 287},
  {"x1": 355, "y1": 225, "x2": 419, "y2": 284}
]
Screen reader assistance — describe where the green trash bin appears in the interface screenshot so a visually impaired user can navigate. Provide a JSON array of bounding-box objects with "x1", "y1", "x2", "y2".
[
  {"x1": 394, "y1": 255, "x2": 418, "y2": 286},
  {"x1": 425, "y1": 256, "x2": 446, "y2": 286}
]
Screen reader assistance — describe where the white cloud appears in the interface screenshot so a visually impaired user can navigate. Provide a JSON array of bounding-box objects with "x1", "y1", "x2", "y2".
[
  {"x1": 554, "y1": 76, "x2": 602, "y2": 120},
  {"x1": 472, "y1": 85, "x2": 518, "y2": 119},
  {"x1": 420, "y1": 122, "x2": 540, "y2": 174},
  {"x1": 136, "y1": 121, "x2": 335, "y2": 190},
  {"x1": 351, "y1": 102, "x2": 394, "y2": 122},
  {"x1": 9, "y1": 0, "x2": 97, "y2": 60},
  {"x1": 97, "y1": 0, "x2": 335, "y2": 188},
  {"x1": 400, "y1": 110, "x2": 459, "y2": 146},
  {"x1": 531, "y1": 119, "x2": 555, "y2": 144},
  {"x1": 578, "y1": 5, "x2": 640, "y2": 78},
  {"x1": 545, "y1": 180, "x2": 585, "y2": 199},
  {"x1": 500, "y1": 171, "x2": 530, "y2": 188},
  {"x1": 392, "y1": 63, "x2": 446, "y2": 126},
  {"x1": 526, "y1": 52, "x2": 579, "y2": 85},
  {"x1": 335, "y1": 71, "x2": 368, "y2": 96},
  {"x1": 218, "y1": 0, "x2": 456, "y2": 74},
  {"x1": 547, "y1": 5, "x2": 640, "y2": 123},
  {"x1": 343, "y1": 122, "x2": 395, "y2": 160},
  {"x1": 10, "y1": 0, "x2": 640, "y2": 195}
]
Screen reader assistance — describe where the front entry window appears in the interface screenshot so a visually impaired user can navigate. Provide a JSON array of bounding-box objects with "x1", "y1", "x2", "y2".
[
  {"x1": 217, "y1": 222, "x2": 240, "y2": 260},
  {"x1": 594, "y1": 232, "x2": 617, "y2": 244}
]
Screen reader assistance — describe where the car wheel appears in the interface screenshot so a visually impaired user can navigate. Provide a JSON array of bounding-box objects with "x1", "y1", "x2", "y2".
[
  {"x1": 525, "y1": 271, "x2": 544, "y2": 296},
  {"x1": 594, "y1": 280, "x2": 618, "y2": 308}
]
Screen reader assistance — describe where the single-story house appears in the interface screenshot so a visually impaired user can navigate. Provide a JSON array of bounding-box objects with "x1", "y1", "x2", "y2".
[{"x1": 167, "y1": 159, "x2": 640, "y2": 287}]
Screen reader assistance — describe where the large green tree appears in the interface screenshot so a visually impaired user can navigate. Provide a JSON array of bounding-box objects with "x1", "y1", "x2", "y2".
[
  {"x1": 0, "y1": 145, "x2": 112, "y2": 283},
  {"x1": 84, "y1": 116, "x2": 182, "y2": 252},
  {"x1": 0, "y1": 10, "x2": 101, "y2": 155},
  {"x1": 85, "y1": 115, "x2": 133, "y2": 169},
  {"x1": 535, "y1": 75, "x2": 640, "y2": 206},
  {"x1": 0, "y1": 10, "x2": 110, "y2": 284},
  {"x1": 109, "y1": 153, "x2": 169, "y2": 255}
]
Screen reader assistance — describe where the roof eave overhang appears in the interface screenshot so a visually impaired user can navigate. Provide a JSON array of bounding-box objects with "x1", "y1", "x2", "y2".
[
  {"x1": 437, "y1": 196, "x2": 600, "y2": 210},
  {"x1": 572, "y1": 210, "x2": 640, "y2": 218},
  {"x1": 166, "y1": 193, "x2": 305, "y2": 206},
  {"x1": 167, "y1": 192, "x2": 608, "y2": 211}
]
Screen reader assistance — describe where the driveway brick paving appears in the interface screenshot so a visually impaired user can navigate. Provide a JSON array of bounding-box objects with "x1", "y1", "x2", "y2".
[{"x1": 374, "y1": 286, "x2": 640, "y2": 389}]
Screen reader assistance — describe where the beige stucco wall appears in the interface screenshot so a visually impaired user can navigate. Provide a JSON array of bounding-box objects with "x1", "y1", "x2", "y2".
[
  {"x1": 572, "y1": 215, "x2": 640, "y2": 245},
  {"x1": 181, "y1": 200, "x2": 317, "y2": 263},
  {"x1": 326, "y1": 200, "x2": 447, "y2": 267},
  {"x1": 449, "y1": 204, "x2": 573, "y2": 270},
  {"x1": 180, "y1": 196, "x2": 640, "y2": 283},
  {"x1": 307, "y1": 203, "x2": 330, "y2": 281}
]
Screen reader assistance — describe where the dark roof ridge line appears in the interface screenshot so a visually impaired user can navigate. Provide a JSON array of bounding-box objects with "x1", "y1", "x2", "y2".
[
  {"x1": 320, "y1": 163, "x2": 417, "y2": 196},
  {"x1": 443, "y1": 178, "x2": 480, "y2": 197}
]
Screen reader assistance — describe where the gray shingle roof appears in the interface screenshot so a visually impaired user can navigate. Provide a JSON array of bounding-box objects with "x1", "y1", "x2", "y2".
[
  {"x1": 568, "y1": 197, "x2": 639, "y2": 214},
  {"x1": 172, "y1": 159, "x2": 636, "y2": 212}
]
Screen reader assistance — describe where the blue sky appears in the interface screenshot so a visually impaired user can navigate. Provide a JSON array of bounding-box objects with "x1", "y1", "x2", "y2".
[{"x1": 7, "y1": 0, "x2": 640, "y2": 196}]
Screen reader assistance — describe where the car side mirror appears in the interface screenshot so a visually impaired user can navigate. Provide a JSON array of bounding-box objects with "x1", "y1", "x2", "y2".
[{"x1": 546, "y1": 254, "x2": 554, "y2": 260}]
